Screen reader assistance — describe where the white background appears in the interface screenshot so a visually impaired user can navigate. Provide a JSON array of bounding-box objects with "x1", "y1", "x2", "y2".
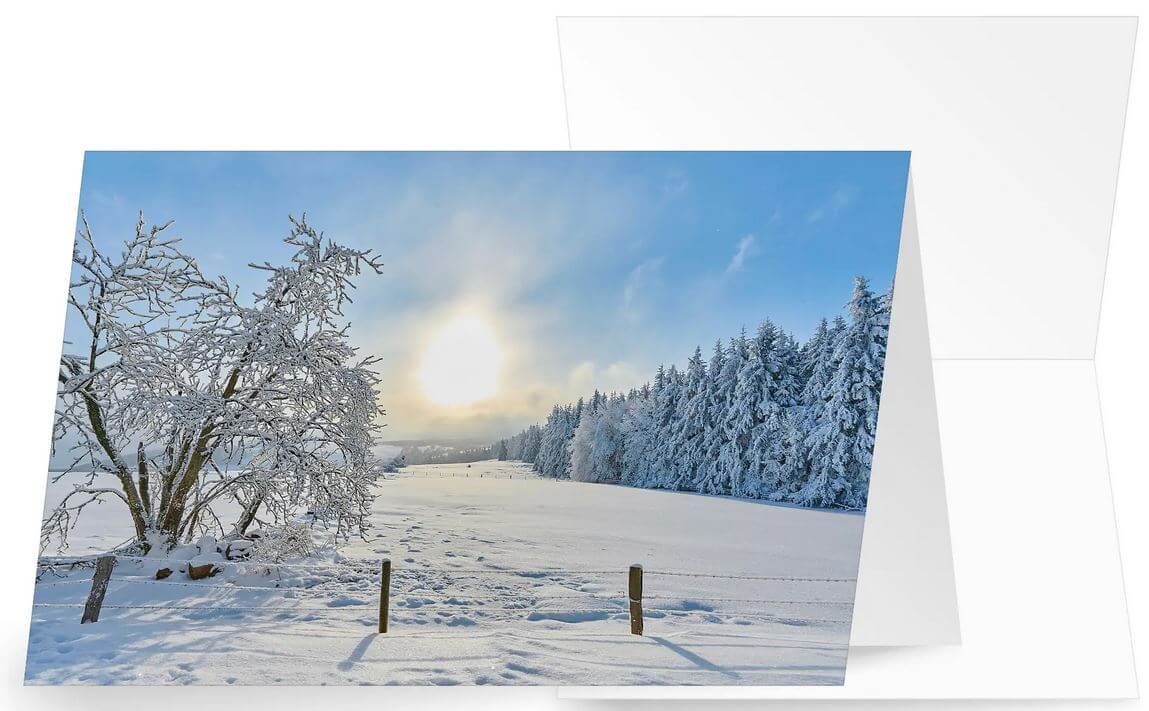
[{"x1": 0, "y1": 2, "x2": 1145, "y2": 710}]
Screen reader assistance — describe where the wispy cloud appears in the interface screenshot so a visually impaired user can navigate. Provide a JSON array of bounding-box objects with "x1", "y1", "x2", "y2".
[
  {"x1": 84, "y1": 189, "x2": 125, "y2": 209},
  {"x1": 567, "y1": 360, "x2": 644, "y2": 396},
  {"x1": 724, "y1": 234, "x2": 758, "y2": 276},
  {"x1": 806, "y1": 185, "x2": 860, "y2": 224},
  {"x1": 621, "y1": 257, "x2": 665, "y2": 322},
  {"x1": 70, "y1": 152, "x2": 907, "y2": 443}
]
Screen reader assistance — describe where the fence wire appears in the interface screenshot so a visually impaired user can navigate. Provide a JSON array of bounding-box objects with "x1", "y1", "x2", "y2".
[
  {"x1": 32, "y1": 601, "x2": 850, "y2": 626},
  {"x1": 35, "y1": 552, "x2": 858, "y2": 630},
  {"x1": 36, "y1": 576, "x2": 852, "y2": 608},
  {"x1": 37, "y1": 555, "x2": 857, "y2": 585}
]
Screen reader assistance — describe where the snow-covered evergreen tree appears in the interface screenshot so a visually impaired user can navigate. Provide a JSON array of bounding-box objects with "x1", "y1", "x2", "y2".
[
  {"x1": 746, "y1": 322, "x2": 802, "y2": 498},
  {"x1": 695, "y1": 340, "x2": 737, "y2": 494},
  {"x1": 769, "y1": 409, "x2": 808, "y2": 501},
  {"x1": 569, "y1": 394, "x2": 626, "y2": 483},
  {"x1": 520, "y1": 424, "x2": 542, "y2": 464},
  {"x1": 619, "y1": 384, "x2": 657, "y2": 486},
  {"x1": 709, "y1": 330, "x2": 750, "y2": 495},
  {"x1": 648, "y1": 365, "x2": 682, "y2": 488},
  {"x1": 493, "y1": 274, "x2": 890, "y2": 510},
  {"x1": 505, "y1": 432, "x2": 523, "y2": 461},
  {"x1": 668, "y1": 348, "x2": 709, "y2": 490},
  {"x1": 536, "y1": 404, "x2": 577, "y2": 478},
  {"x1": 799, "y1": 318, "x2": 831, "y2": 386},
  {"x1": 568, "y1": 411, "x2": 597, "y2": 482},
  {"x1": 795, "y1": 276, "x2": 889, "y2": 508}
]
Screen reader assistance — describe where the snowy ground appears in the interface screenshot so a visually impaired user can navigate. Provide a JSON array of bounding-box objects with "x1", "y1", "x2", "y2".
[{"x1": 27, "y1": 461, "x2": 863, "y2": 685}]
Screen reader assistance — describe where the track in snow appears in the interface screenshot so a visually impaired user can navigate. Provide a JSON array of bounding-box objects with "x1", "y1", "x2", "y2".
[{"x1": 28, "y1": 460, "x2": 861, "y2": 685}]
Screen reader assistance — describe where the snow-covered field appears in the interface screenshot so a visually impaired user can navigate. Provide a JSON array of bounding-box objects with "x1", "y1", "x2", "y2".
[{"x1": 27, "y1": 460, "x2": 862, "y2": 686}]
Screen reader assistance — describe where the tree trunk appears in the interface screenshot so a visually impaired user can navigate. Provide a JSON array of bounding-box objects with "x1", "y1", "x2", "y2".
[
  {"x1": 81, "y1": 390, "x2": 149, "y2": 545},
  {"x1": 159, "y1": 446, "x2": 203, "y2": 538},
  {"x1": 137, "y1": 442, "x2": 151, "y2": 517},
  {"x1": 158, "y1": 440, "x2": 186, "y2": 523},
  {"x1": 234, "y1": 489, "x2": 266, "y2": 536},
  {"x1": 159, "y1": 361, "x2": 246, "y2": 539}
]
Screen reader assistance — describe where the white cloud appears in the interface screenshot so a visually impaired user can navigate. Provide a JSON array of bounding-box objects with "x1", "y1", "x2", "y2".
[
  {"x1": 602, "y1": 361, "x2": 643, "y2": 391},
  {"x1": 724, "y1": 234, "x2": 758, "y2": 275},
  {"x1": 621, "y1": 257, "x2": 665, "y2": 322},
  {"x1": 333, "y1": 170, "x2": 651, "y2": 441},
  {"x1": 806, "y1": 185, "x2": 860, "y2": 223},
  {"x1": 568, "y1": 361, "x2": 598, "y2": 393},
  {"x1": 564, "y1": 360, "x2": 644, "y2": 398}
]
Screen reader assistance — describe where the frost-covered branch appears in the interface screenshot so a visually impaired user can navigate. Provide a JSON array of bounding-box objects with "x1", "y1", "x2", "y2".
[{"x1": 47, "y1": 213, "x2": 385, "y2": 553}]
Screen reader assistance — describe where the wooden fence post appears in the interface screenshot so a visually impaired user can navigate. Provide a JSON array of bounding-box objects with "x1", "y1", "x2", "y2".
[
  {"x1": 81, "y1": 555, "x2": 116, "y2": 624},
  {"x1": 628, "y1": 564, "x2": 643, "y2": 635},
  {"x1": 378, "y1": 558, "x2": 391, "y2": 633}
]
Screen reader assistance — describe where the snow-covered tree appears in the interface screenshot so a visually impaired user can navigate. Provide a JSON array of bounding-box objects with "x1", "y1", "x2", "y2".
[
  {"x1": 699, "y1": 331, "x2": 746, "y2": 495},
  {"x1": 768, "y1": 409, "x2": 808, "y2": 501},
  {"x1": 619, "y1": 384, "x2": 657, "y2": 486},
  {"x1": 505, "y1": 432, "x2": 523, "y2": 461},
  {"x1": 569, "y1": 394, "x2": 626, "y2": 483},
  {"x1": 46, "y1": 213, "x2": 384, "y2": 552},
  {"x1": 795, "y1": 277, "x2": 889, "y2": 508},
  {"x1": 696, "y1": 339, "x2": 737, "y2": 494},
  {"x1": 520, "y1": 424, "x2": 542, "y2": 464},
  {"x1": 669, "y1": 347, "x2": 709, "y2": 490},
  {"x1": 799, "y1": 318, "x2": 831, "y2": 386},
  {"x1": 492, "y1": 274, "x2": 889, "y2": 511},
  {"x1": 746, "y1": 322, "x2": 802, "y2": 498},
  {"x1": 648, "y1": 365, "x2": 682, "y2": 487},
  {"x1": 568, "y1": 412, "x2": 597, "y2": 482},
  {"x1": 535, "y1": 404, "x2": 576, "y2": 478}
]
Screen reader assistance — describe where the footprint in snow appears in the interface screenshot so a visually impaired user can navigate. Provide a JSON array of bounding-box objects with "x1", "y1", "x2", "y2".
[
  {"x1": 526, "y1": 610, "x2": 611, "y2": 623},
  {"x1": 444, "y1": 616, "x2": 476, "y2": 627},
  {"x1": 327, "y1": 597, "x2": 368, "y2": 608},
  {"x1": 429, "y1": 676, "x2": 461, "y2": 686},
  {"x1": 505, "y1": 661, "x2": 544, "y2": 675}
]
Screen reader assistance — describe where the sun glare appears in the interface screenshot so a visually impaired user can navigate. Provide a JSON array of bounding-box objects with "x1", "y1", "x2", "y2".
[{"x1": 418, "y1": 315, "x2": 502, "y2": 407}]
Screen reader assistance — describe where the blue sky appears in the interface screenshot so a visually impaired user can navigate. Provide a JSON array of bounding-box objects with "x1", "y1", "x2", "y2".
[{"x1": 72, "y1": 151, "x2": 909, "y2": 442}]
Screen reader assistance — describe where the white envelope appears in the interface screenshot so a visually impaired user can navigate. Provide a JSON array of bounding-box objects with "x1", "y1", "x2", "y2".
[{"x1": 556, "y1": 16, "x2": 1137, "y2": 699}]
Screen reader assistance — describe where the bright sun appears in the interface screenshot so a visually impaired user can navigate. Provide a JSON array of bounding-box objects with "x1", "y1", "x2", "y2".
[{"x1": 418, "y1": 315, "x2": 502, "y2": 407}]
